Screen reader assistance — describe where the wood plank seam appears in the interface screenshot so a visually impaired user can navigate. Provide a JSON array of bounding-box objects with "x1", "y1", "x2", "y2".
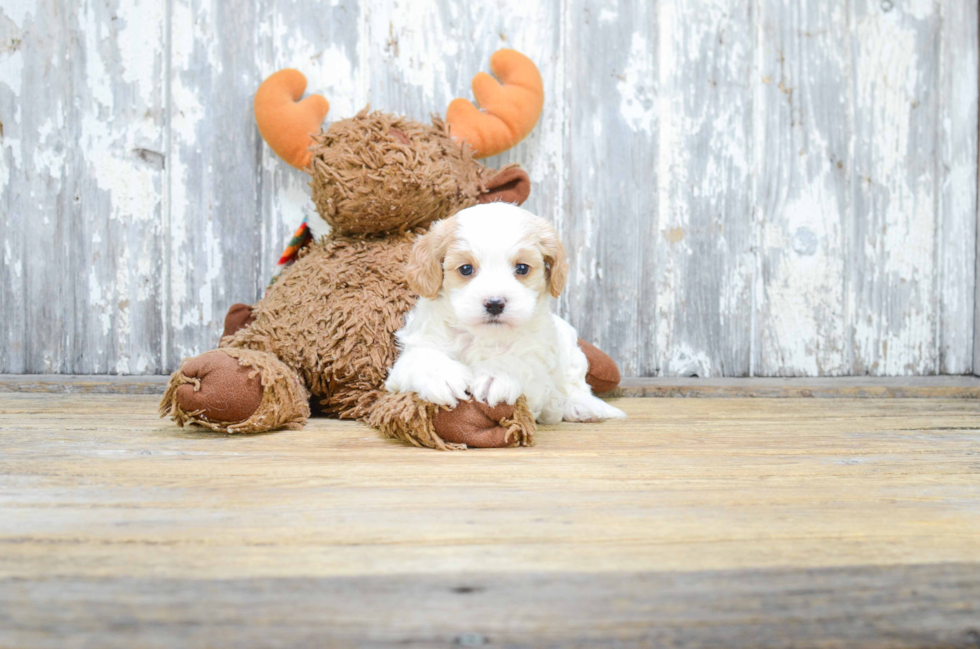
[{"x1": 3, "y1": 374, "x2": 980, "y2": 398}]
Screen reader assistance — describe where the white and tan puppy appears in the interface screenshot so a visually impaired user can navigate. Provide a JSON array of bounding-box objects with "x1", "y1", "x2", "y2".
[{"x1": 385, "y1": 203, "x2": 626, "y2": 424}]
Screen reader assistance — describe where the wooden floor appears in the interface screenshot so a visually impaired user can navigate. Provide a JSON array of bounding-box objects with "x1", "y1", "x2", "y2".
[{"x1": 1, "y1": 393, "x2": 979, "y2": 648}]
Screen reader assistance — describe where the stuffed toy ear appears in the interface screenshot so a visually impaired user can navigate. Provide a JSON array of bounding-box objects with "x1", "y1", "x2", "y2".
[
  {"x1": 478, "y1": 167, "x2": 531, "y2": 205},
  {"x1": 445, "y1": 50, "x2": 544, "y2": 158},
  {"x1": 254, "y1": 69, "x2": 329, "y2": 170}
]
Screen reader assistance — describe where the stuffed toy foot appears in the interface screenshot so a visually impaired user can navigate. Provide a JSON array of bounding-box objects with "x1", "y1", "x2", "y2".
[
  {"x1": 369, "y1": 392, "x2": 535, "y2": 450},
  {"x1": 434, "y1": 398, "x2": 536, "y2": 448},
  {"x1": 160, "y1": 348, "x2": 310, "y2": 434},
  {"x1": 578, "y1": 338, "x2": 621, "y2": 394}
]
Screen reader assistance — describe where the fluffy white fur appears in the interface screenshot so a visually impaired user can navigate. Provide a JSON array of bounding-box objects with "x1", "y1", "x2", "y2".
[{"x1": 385, "y1": 203, "x2": 626, "y2": 424}]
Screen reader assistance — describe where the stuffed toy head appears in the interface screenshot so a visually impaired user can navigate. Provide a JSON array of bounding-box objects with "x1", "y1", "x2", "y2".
[
  {"x1": 254, "y1": 49, "x2": 543, "y2": 237},
  {"x1": 308, "y1": 111, "x2": 526, "y2": 235}
]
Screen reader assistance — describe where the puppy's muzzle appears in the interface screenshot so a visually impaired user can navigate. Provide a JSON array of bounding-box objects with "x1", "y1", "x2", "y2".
[{"x1": 483, "y1": 298, "x2": 506, "y2": 316}]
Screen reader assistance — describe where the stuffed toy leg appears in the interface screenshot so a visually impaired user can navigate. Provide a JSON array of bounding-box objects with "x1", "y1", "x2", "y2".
[
  {"x1": 163, "y1": 303, "x2": 617, "y2": 449},
  {"x1": 216, "y1": 303, "x2": 537, "y2": 447},
  {"x1": 368, "y1": 392, "x2": 536, "y2": 450},
  {"x1": 160, "y1": 347, "x2": 310, "y2": 434},
  {"x1": 160, "y1": 348, "x2": 533, "y2": 448}
]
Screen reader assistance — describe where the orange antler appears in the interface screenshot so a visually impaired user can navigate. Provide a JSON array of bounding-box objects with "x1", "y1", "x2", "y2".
[
  {"x1": 254, "y1": 69, "x2": 329, "y2": 170},
  {"x1": 445, "y1": 50, "x2": 544, "y2": 158}
]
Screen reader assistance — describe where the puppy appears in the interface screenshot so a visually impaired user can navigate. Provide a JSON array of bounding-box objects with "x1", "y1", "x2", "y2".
[{"x1": 385, "y1": 203, "x2": 626, "y2": 424}]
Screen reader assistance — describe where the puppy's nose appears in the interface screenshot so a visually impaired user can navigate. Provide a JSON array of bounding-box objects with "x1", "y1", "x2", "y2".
[{"x1": 484, "y1": 298, "x2": 506, "y2": 316}]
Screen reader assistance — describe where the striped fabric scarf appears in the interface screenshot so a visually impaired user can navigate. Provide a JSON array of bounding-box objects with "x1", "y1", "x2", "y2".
[{"x1": 269, "y1": 216, "x2": 314, "y2": 286}]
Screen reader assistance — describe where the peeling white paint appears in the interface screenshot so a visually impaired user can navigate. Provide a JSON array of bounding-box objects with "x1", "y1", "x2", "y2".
[
  {"x1": 367, "y1": 1, "x2": 455, "y2": 114},
  {"x1": 81, "y1": 2, "x2": 114, "y2": 112},
  {"x1": 0, "y1": 22, "x2": 24, "y2": 201},
  {"x1": 618, "y1": 32, "x2": 655, "y2": 134},
  {"x1": 1, "y1": 0, "x2": 976, "y2": 377},
  {"x1": 168, "y1": 0, "x2": 211, "y2": 324},
  {"x1": 0, "y1": 3, "x2": 35, "y2": 28},
  {"x1": 851, "y1": 3, "x2": 939, "y2": 375},
  {"x1": 280, "y1": 41, "x2": 360, "y2": 119},
  {"x1": 3, "y1": 241, "x2": 21, "y2": 279},
  {"x1": 762, "y1": 181, "x2": 847, "y2": 376},
  {"x1": 665, "y1": 343, "x2": 713, "y2": 378},
  {"x1": 0, "y1": 28, "x2": 23, "y2": 96},
  {"x1": 116, "y1": 0, "x2": 164, "y2": 86},
  {"x1": 33, "y1": 118, "x2": 63, "y2": 179}
]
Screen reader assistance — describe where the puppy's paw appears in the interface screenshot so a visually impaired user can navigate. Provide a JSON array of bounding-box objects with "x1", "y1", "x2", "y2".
[
  {"x1": 416, "y1": 366, "x2": 473, "y2": 407},
  {"x1": 562, "y1": 391, "x2": 627, "y2": 422},
  {"x1": 386, "y1": 358, "x2": 472, "y2": 408},
  {"x1": 469, "y1": 372, "x2": 523, "y2": 407}
]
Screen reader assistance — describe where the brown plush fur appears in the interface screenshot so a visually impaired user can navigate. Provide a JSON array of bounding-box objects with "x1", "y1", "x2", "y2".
[
  {"x1": 160, "y1": 347, "x2": 310, "y2": 434},
  {"x1": 367, "y1": 391, "x2": 459, "y2": 451},
  {"x1": 367, "y1": 393, "x2": 535, "y2": 450},
  {"x1": 309, "y1": 110, "x2": 491, "y2": 235},
  {"x1": 161, "y1": 110, "x2": 537, "y2": 448},
  {"x1": 432, "y1": 397, "x2": 535, "y2": 448},
  {"x1": 221, "y1": 232, "x2": 419, "y2": 420}
]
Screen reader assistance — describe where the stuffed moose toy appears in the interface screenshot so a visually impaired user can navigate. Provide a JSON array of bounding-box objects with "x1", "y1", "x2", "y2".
[{"x1": 159, "y1": 50, "x2": 620, "y2": 449}]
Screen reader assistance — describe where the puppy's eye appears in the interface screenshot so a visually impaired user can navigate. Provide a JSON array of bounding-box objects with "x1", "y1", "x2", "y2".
[
  {"x1": 458, "y1": 264, "x2": 474, "y2": 276},
  {"x1": 515, "y1": 263, "x2": 530, "y2": 276}
]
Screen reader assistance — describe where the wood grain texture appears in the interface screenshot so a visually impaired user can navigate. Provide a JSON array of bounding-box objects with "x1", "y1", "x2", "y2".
[
  {"x1": 0, "y1": 0, "x2": 977, "y2": 377},
  {"x1": 609, "y1": 374, "x2": 980, "y2": 398},
  {"x1": 0, "y1": 1, "x2": 70, "y2": 374},
  {"x1": 0, "y1": 374, "x2": 169, "y2": 393},
  {"x1": 3, "y1": 566, "x2": 980, "y2": 648},
  {"x1": 755, "y1": 0, "x2": 850, "y2": 376},
  {"x1": 850, "y1": 0, "x2": 941, "y2": 375},
  {"x1": 939, "y1": 0, "x2": 978, "y2": 374},
  {"x1": 563, "y1": 1, "x2": 657, "y2": 378},
  {"x1": 655, "y1": 0, "x2": 756, "y2": 377},
  {"x1": 166, "y1": 0, "x2": 269, "y2": 368},
  {"x1": 1, "y1": 394, "x2": 979, "y2": 645},
  {"x1": 8, "y1": 373, "x2": 980, "y2": 398},
  {"x1": 1, "y1": 0, "x2": 167, "y2": 374}
]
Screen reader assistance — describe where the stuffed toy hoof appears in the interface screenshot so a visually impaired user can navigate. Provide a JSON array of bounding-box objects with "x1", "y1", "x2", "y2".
[
  {"x1": 368, "y1": 392, "x2": 453, "y2": 449},
  {"x1": 369, "y1": 392, "x2": 535, "y2": 450},
  {"x1": 578, "y1": 338, "x2": 621, "y2": 394},
  {"x1": 433, "y1": 398, "x2": 535, "y2": 448},
  {"x1": 160, "y1": 348, "x2": 310, "y2": 434},
  {"x1": 168, "y1": 350, "x2": 264, "y2": 423}
]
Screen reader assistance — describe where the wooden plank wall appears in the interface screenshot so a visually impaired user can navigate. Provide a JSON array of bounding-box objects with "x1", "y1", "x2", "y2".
[{"x1": 0, "y1": 0, "x2": 977, "y2": 377}]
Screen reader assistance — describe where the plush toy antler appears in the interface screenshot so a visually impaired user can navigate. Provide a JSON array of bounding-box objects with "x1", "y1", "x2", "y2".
[
  {"x1": 255, "y1": 50, "x2": 542, "y2": 166},
  {"x1": 254, "y1": 69, "x2": 329, "y2": 169},
  {"x1": 445, "y1": 49, "x2": 544, "y2": 158}
]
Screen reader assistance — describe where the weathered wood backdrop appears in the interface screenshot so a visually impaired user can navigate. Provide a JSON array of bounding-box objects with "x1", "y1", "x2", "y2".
[{"x1": 1, "y1": 0, "x2": 978, "y2": 377}]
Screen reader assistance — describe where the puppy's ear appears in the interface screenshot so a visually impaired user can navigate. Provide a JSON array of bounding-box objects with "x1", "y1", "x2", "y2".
[
  {"x1": 535, "y1": 220, "x2": 568, "y2": 298},
  {"x1": 407, "y1": 217, "x2": 457, "y2": 298}
]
